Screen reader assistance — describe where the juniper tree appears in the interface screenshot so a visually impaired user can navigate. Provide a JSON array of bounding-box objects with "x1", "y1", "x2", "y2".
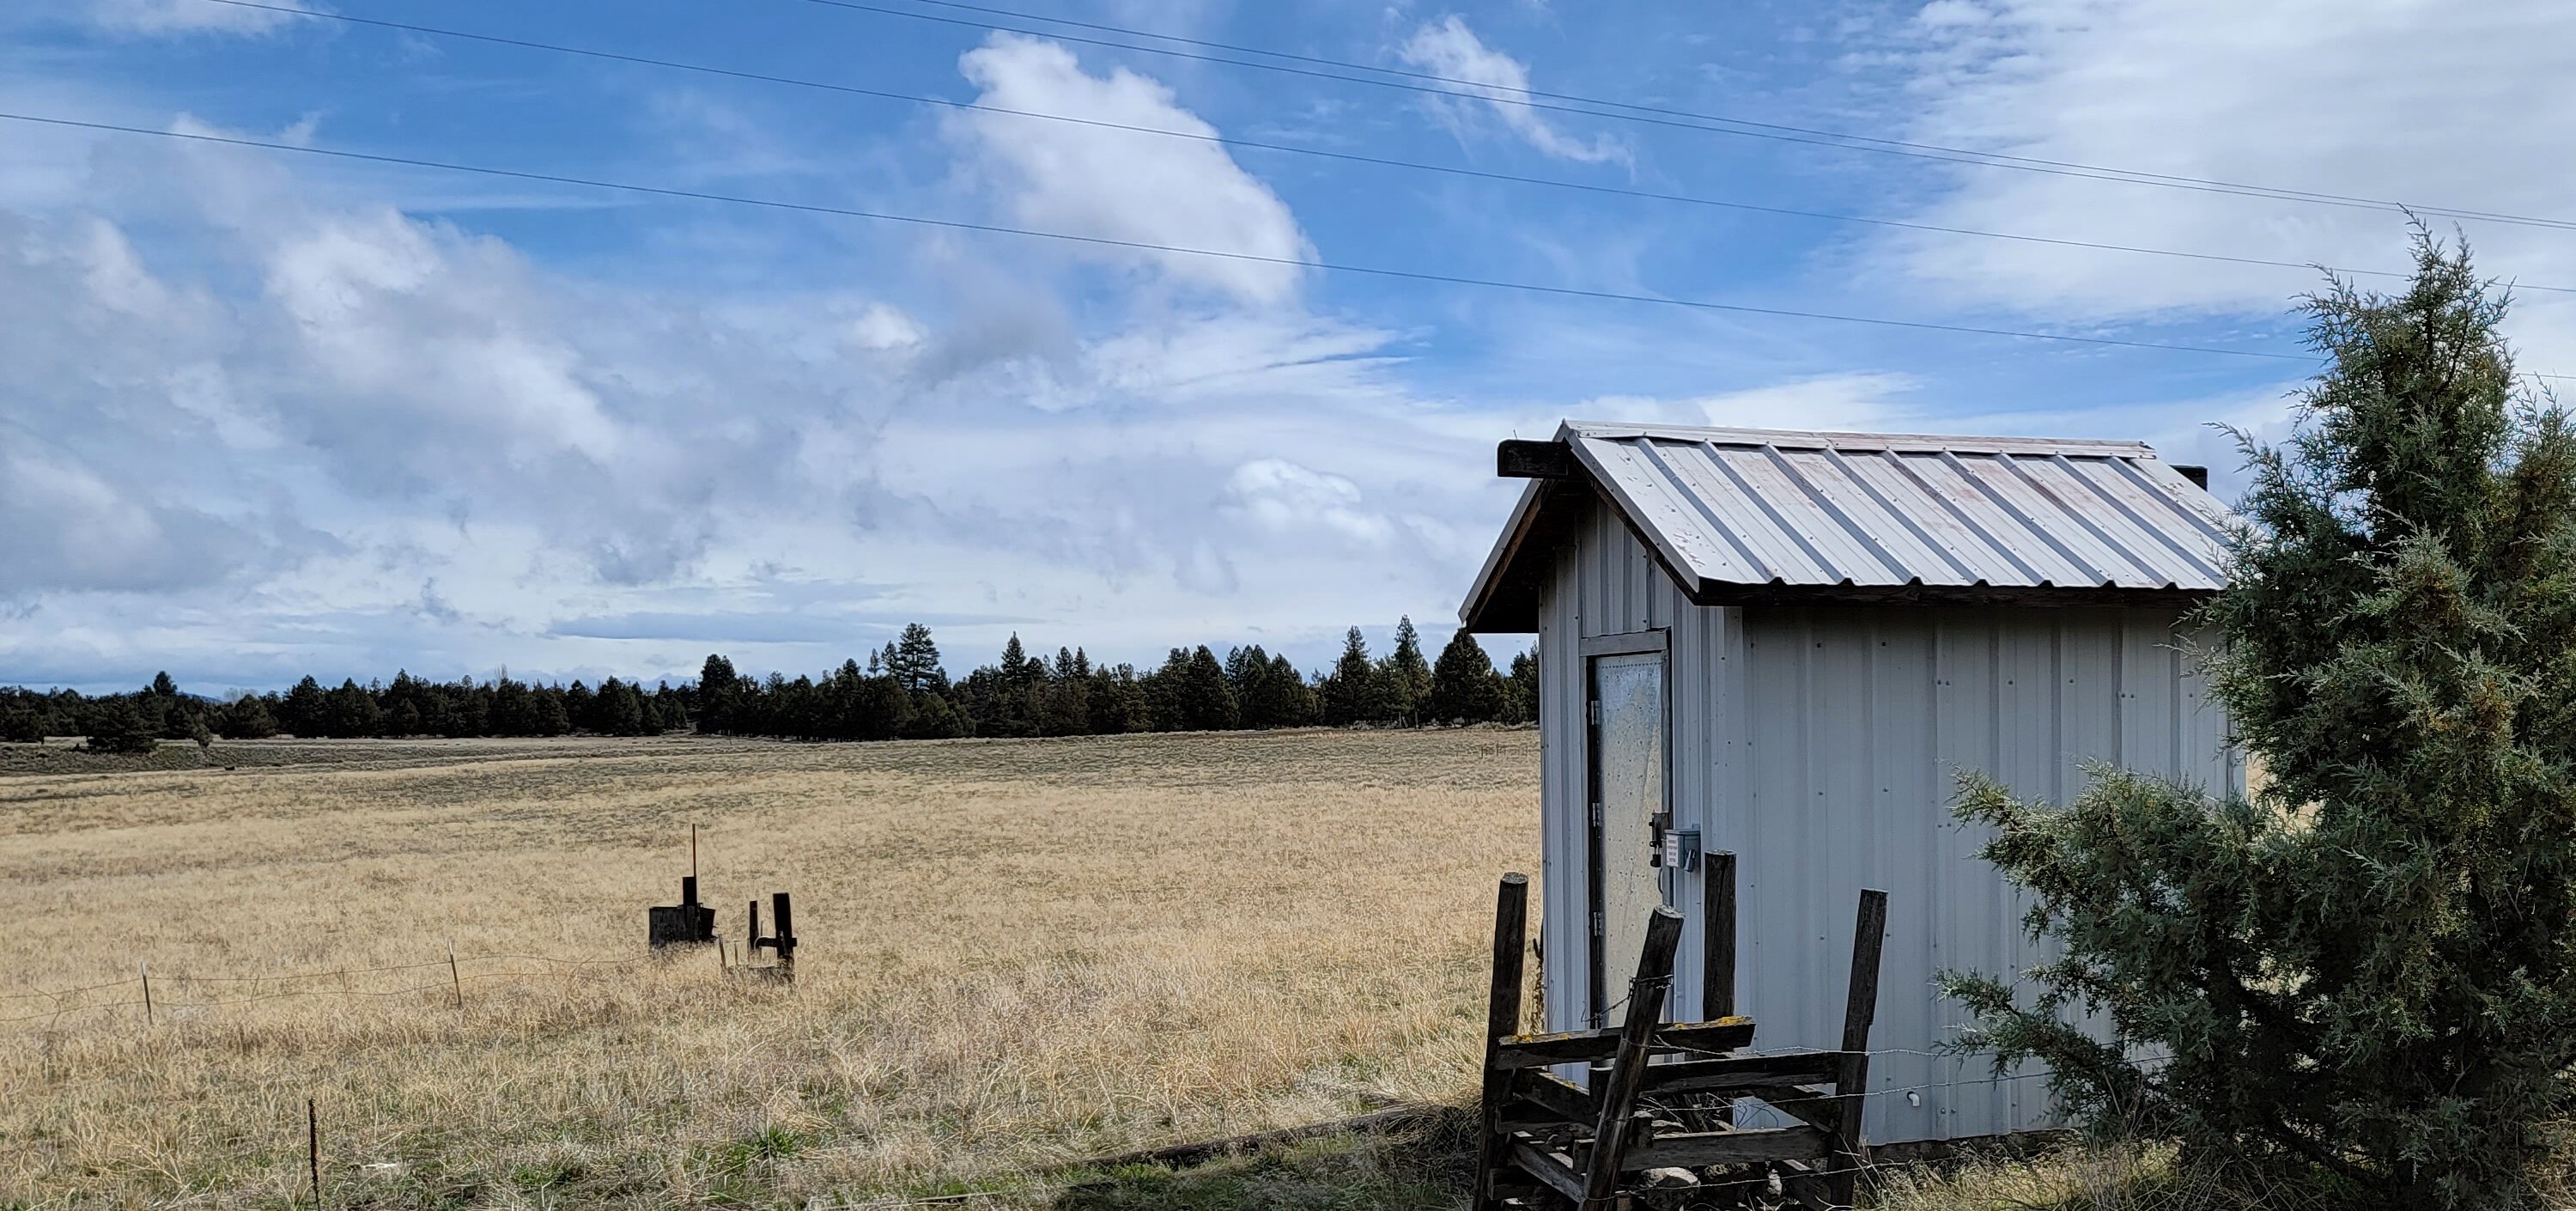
[
  {"x1": 1947, "y1": 233, "x2": 2576, "y2": 1208},
  {"x1": 80, "y1": 699, "x2": 157, "y2": 755},
  {"x1": 1504, "y1": 648, "x2": 1540, "y2": 724},
  {"x1": 216, "y1": 694, "x2": 277, "y2": 740},
  {"x1": 594, "y1": 678, "x2": 647, "y2": 737},
  {"x1": 696, "y1": 654, "x2": 740, "y2": 733},
  {"x1": 1426, "y1": 628, "x2": 1506, "y2": 723},
  {"x1": 1186, "y1": 645, "x2": 1241, "y2": 731}
]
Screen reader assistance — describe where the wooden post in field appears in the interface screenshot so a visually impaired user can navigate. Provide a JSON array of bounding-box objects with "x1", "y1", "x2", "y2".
[
  {"x1": 769, "y1": 892, "x2": 795, "y2": 982},
  {"x1": 1471, "y1": 873, "x2": 1529, "y2": 1211},
  {"x1": 1580, "y1": 906, "x2": 1682, "y2": 1210},
  {"x1": 447, "y1": 942, "x2": 463, "y2": 1010},
  {"x1": 1826, "y1": 889, "x2": 1889, "y2": 1208},
  {"x1": 307, "y1": 1097, "x2": 320, "y2": 1207},
  {"x1": 140, "y1": 963, "x2": 152, "y2": 1026}
]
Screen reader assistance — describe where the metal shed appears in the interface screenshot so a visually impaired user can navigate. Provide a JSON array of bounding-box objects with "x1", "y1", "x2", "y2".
[{"x1": 1459, "y1": 420, "x2": 2241, "y2": 1146}]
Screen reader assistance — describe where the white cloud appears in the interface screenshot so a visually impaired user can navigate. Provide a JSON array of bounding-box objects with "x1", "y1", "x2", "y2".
[
  {"x1": 1882, "y1": 0, "x2": 2576, "y2": 364},
  {"x1": 265, "y1": 209, "x2": 624, "y2": 466},
  {"x1": 0, "y1": 86, "x2": 1514, "y2": 688},
  {"x1": 88, "y1": 0, "x2": 314, "y2": 36},
  {"x1": 950, "y1": 34, "x2": 1313, "y2": 306},
  {"x1": 852, "y1": 303, "x2": 927, "y2": 352},
  {"x1": 0, "y1": 438, "x2": 259, "y2": 595},
  {"x1": 1224, "y1": 459, "x2": 1395, "y2": 547},
  {"x1": 1397, "y1": 16, "x2": 1630, "y2": 166}
]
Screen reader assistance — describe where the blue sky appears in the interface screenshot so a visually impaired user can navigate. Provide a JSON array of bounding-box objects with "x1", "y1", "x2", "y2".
[{"x1": 6, "y1": 0, "x2": 2574, "y2": 693}]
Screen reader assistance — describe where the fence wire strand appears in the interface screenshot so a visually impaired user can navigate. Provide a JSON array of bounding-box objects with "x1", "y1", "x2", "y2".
[{"x1": 0, "y1": 951, "x2": 664, "y2": 1024}]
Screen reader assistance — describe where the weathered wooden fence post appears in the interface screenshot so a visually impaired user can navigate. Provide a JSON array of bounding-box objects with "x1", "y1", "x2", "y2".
[
  {"x1": 1471, "y1": 873, "x2": 1530, "y2": 1211},
  {"x1": 1700, "y1": 850, "x2": 1739, "y2": 1131},
  {"x1": 769, "y1": 892, "x2": 795, "y2": 981},
  {"x1": 1580, "y1": 906, "x2": 1683, "y2": 1211},
  {"x1": 1826, "y1": 889, "x2": 1888, "y2": 1208}
]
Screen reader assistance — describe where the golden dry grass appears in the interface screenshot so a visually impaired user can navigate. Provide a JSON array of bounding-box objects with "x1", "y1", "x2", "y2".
[{"x1": 0, "y1": 728, "x2": 1536, "y2": 1209}]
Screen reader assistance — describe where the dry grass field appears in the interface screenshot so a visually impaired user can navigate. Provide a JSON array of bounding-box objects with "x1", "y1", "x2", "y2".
[
  {"x1": 3, "y1": 728, "x2": 1541, "y2": 1209},
  {"x1": 3, "y1": 727, "x2": 2174, "y2": 1210}
]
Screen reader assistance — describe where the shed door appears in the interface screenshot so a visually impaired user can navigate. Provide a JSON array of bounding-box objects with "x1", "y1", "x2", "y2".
[{"x1": 1589, "y1": 650, "x2": 1668, "y2": 1027}]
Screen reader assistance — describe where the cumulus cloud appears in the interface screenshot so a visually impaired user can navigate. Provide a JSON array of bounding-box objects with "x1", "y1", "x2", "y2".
[
  {"x1": 949, "y1": 34, "x2": 1313, "y2": 306},
  {"x1": 0, "y1": 439, "x2": 266, "y2": 596},
  {"x1": 1398, "y1": 16, "x2": 1629, "y2": 166},
  {"x1": 88, "y1": 0, "x2": 315, "y2": 36},
  {"x1": 0, "y1": 128, "x2": 902, "y2": 612},
  {"x1": 0, "y1": 64, "x2": 1510, "y2": 689},
  {"x1": 852, "y1": 302, "x2": 927, "y2": 352},
  {"x1": 1224, "y1": 459, "x2": 1395, "y2": 547}
]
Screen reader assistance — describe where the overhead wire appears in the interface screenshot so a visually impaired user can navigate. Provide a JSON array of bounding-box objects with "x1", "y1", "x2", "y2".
[
  {"x1": 3, "y1": 110, "x2": 2348, "y2": 368},
  {"x1": 789, "y1": 0, "x2": 2576, "y2": 233},
  {"x1": 179, "y1": 0, "x2": 2576, "y2": 295}
]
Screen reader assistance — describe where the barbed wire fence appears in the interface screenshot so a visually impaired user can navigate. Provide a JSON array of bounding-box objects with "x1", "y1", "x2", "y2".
[{"x1": 0, "y1": 949, "x2": 695, "y2": 1026}]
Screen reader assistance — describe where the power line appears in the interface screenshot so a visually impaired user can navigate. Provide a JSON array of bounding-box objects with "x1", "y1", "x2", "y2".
[
  {"x1": 792, "y1": 0, "x2": 2576, "y2": 234},
  {"x1": 3, "y1": 109, "x2": 2332, "y2": 368},
  {"x1": 872, "y1": 0, "x2": 2450, "y2": 215},
  {"x1": 180, "y1": 0, "x2": 2576, "y2": 295}
]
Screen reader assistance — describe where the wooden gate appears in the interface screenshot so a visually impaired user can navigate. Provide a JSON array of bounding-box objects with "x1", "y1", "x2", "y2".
[{"x1": 1472, "y1": 870, "x2": 1888, "y2": 1209}]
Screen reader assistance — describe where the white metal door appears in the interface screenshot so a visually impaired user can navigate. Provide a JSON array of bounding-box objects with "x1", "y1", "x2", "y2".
[{"x1": 1589, "y1": 650, "x2": 1668, "y2": 1026}]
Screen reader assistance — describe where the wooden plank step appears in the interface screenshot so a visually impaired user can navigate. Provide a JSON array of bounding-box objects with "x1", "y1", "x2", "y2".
[
  {"x1": 1624, "y1": 1125, "x2": 1832, "y2": 1169},
  {"x1": 1635, "y1": 1052, "x2": 1840, "y2": 1095},
  {"x1": 1509, "y1": 1070, "x2": 1594, "y2": 1123},
  {"x1": 1746, "y1": 1085, "x2": 1839, "y2": 1133},
  {"x1": 1490, "y1": 1017, "x2": 1756, "y2": 1068}
]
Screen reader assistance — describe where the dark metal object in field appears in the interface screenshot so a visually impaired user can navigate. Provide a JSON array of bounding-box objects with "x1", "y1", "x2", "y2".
[
  {"x1": 647, "y1": 825, "x2": 717, "y2": 949},
  {"x1": 1471, "y1": 872, "x2": 1890, "y2": 1210},
  {"x1": 647, "y1": 875, "x2": 716, "y2": 948}
]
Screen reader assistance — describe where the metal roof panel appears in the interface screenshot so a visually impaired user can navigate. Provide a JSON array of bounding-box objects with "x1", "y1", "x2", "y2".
[
  {"x1": 1572, "y1": 422, "x2": 2231, "y2": 594},
  {"x1": 1460, "y1": 421, "x2": 2234, "y2": 629}
]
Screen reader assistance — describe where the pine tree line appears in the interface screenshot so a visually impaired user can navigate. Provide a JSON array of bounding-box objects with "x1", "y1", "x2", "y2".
[
  {"x1": 0, "y1": 669, "x2": 691, "y2": 753},
  {"x1": 0, "y1": 618, "x2": 1536, "y2": 751},
  {"x1": 693, "y1": 618, "x2": 1538, "y2": 742}
]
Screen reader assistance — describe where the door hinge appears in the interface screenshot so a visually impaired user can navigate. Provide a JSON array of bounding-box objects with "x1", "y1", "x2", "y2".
[
  {"x1": 1587, "y1": 699, "x2": 1601, "y2": 726},
  {"x1": 1589, "y1": 800, "x2": 1603, "y2": 827},
  {"x1": 1590, "y1": 911, "x2": 1604, "y2": 938}
]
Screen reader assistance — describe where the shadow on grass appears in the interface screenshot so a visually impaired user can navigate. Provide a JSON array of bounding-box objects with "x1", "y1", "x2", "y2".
[{"x1": 1054, "y1": 1108, "x2": 1475, "y2": 1211}]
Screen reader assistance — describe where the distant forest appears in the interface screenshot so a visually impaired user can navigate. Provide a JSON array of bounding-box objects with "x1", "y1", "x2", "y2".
[{"x1": 0, "y1": 618, "x2": 1536, "y2": 753}]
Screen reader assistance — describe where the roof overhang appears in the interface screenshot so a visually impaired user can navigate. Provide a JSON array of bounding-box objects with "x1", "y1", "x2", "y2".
[{"x1": 1458, "y1": 421, "x2": 2234, "y2": 633}]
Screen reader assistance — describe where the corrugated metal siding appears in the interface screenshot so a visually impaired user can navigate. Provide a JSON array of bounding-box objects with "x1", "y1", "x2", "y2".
[
  {"x1": 1566, "y1": 423, "x2": 2231, "y2": 594},
  {"x1": 1538, "y1": 494, "x2": 1728, "y2": 1038},
  {"x1": 1536, "y1": 494, "x2": 2240, "y2": 1143}
]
